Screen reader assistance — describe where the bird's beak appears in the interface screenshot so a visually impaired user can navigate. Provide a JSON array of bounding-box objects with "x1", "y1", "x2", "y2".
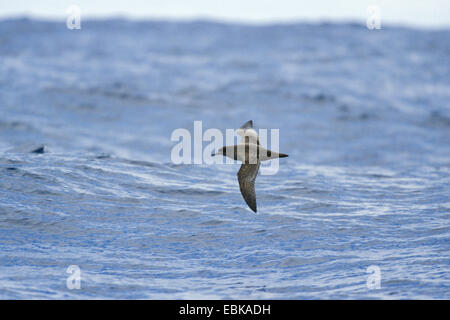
[{"x1": 211, "y1": 151, "x2": 216, "y2": 157}]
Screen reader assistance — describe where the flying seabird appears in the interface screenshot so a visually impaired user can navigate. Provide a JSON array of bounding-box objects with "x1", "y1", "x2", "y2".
[{"x1": 212, "y1": 120, "x2": 288, "y2": 213}]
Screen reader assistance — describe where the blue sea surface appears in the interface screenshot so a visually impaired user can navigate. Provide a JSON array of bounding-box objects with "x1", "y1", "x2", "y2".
[{"x1": 0, "y1": 18, "x2": 449, "y2": 299}]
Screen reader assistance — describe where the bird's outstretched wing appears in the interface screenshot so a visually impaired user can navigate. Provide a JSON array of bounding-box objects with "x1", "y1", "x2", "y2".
[
  {"x1": 237, "y1": 162, "x2": 260, "y2": 213},
  {"x1": 237, "y1": 120, "x2": 260, "y2": 145}
]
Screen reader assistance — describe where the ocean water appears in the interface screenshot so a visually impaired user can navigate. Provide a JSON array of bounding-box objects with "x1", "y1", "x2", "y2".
[{"x1": 0, "y1": 18, "x2": 449, "y2": 299}]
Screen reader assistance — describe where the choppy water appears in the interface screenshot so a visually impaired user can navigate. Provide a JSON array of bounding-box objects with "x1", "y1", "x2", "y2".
[{"x1": 0, "y1": 18, "x2": 449, "y2": 299}]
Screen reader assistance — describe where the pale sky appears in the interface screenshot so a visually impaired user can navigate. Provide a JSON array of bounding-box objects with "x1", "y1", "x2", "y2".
[{"x1": 1, "y1": 0, "x2": 449, "y2": 28}]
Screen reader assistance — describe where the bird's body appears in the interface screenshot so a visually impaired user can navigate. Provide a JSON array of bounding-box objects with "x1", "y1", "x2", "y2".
[
  {"x1": 218, "y1": 144, "x2": 287, "y2": 163},
  {"x1": 212, "y1": 120, "x2": 288, "y2": 212}
]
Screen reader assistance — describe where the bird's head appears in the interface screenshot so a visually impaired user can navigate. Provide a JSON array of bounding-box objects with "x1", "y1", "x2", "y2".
[{"x1": 211, "y1": 147, "x2": 225, "y2": 157}]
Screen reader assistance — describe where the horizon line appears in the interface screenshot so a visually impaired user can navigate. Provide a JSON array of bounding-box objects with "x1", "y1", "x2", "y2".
[{"x1": 1, "y1": 14, "x2": 449, "y2": 31}]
